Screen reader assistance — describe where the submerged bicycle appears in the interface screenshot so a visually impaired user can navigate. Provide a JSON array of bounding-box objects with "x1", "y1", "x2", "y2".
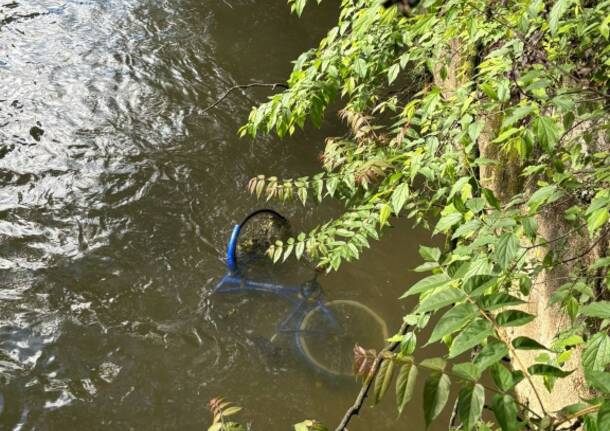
[{"x1": 212, "y1": 209, "x2": 388, "y2": 376}]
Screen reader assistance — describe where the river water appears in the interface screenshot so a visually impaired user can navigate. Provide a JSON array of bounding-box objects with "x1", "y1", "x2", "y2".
[{"x1": 0, "y1": 1, "x2": 443, "y2": 429}]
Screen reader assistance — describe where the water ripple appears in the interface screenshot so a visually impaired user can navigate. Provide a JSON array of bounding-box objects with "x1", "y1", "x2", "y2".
[{"x1": 0, "y1": 0, "x2": 404, "y2": 429}]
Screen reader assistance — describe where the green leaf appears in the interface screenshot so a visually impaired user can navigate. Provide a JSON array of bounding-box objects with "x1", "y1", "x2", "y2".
[
  {"x1": 420, "y1": 357, "x2": 447, "y2": 372},
  {"x1": 419, "y1": 245, "x2": 441, "y2": 262},
  {"x1": 482, "y1": 188, "x2": 501, "y2": 210},
  {"x1": 457, "y1": 384, "x2": 485, "y2": 431},
  {"x1": 495, "y1": 310, "x2": 535, "y2": 327},
  {"x1": 491, "y1": 363, "x2": 519, "y2": 392},
  {"x1": 353, "y1": 58, "x2": 368, "y2": 78},
  {"x1": 512, "y1": 336, "x2": 548, "y2": 351},
  {"x1": 373, "y1": 359, "x2": 395, "y2": 404},
  {"x1": 480, "y1": 82, "x2": 497, "y2": 100},
  {"x1": 581, "y1": 301, "x2": 610, "y2": 319},
  {"x1": 273, "y1": 245, "x2": 283, "y2": 263},
  {"x1": 501, "y1": 105, "x2": 535, "y2": 129},
  {"x1": 294, "y1": 420, "x2": 327, "y2": 431},
  {"x1": 480, "y1": 294, "x2": 525, "y2": 311},
  {"x1": 434, "y1": 212, "x2": 463, "y2": 234},
  {"x1": 588, "y1": 208, "x2": 609, "y2": 233},
  {"x1": 601, "y1": 14, "x2": 610, "y2": 40},
  {"x1": 400, "y1": 274, "x2": 451, "y2": 298},
  {"x1": 468, "y1": 121, "x2": 484, "y2": 143},
  {"x1": 496, "y1": 80, "x2": 510, "y2": 103},
  {"x1": 549, "y1": 0, "x2": 570, "y2": 35},
  {"x1": 474, "y1": 341, "x2": 509, "y2": 372},
  {"x1": 585, "y1": 370, "x2": 610, "y2": 393},
  {"x1": 491, "y1": 394, "x2": 519, "y2": 431},
  {"x1": 423, "y1": 372, "x2": 451, "y2": 428},
  {"x1": 413, "y1": 261, "x2": 440, "y2": 273},
  {"x1": 494, "y1": 233, "x2": 520, "y2": 270},
  {"x1": 379, "y1": 203, "x2": 392, "y2": 226},
  {"x1": 396, "y1": 364, "x2": 418, "y2": 416},
  {"x1": 452, "y1": 219, "x2": 482, "y2": 240},
  {"x1": 583, "y1": 333, "x2": 610, "y2": 372},
  {"x1": 449, "y1": 318, "x2": 493, "y2": 358},
  {"x1": 584, "y1": 412, "x2": 599, "y2": 431},
  {"x1": 522, "y1": 216, "x2": 538, "y2": 239},
  {"x1": 534, "y1": 116, "x2": 559, "y2": 150},
  {"x1": 400, "y1": 332, "x2": 417, "y2": 356},
  {"x1": 212, "y1": 423, "x2": 244, "y2": 431},
  {"x1": 466, "y1": 198, "x2": 486, "y2": 213},
  {"x1": 428, "y1": 303, "x2": 478, "y2": 344},
  {"x1": 296, "y1": 241, "x2": 305, "y2": 260},
  {"x1": 591, "y1": 257, "x2": 610, "y2": 270},
  {"x1": 555, "y1": 334, "x2": 584, "y2": 351},
  {"x1": 221, "y1": 406, "x2": 242, "y2": 417},
  {"x1": 528, "y1": 184, "x2": 561, "y2": 211},
  {"x1": 391, "y1": 183, "x2": 410, "y2": 214},
  {"x1": 415, "y1": 286, "x2": 467, "y2": 314},
  {"x1": 388, "y1": 63, "x2": 400, "y2": 84},
  {"x1": 463, "y1": 275, "x2": 497, "y2": 296},
  {"x1": 598, "y1": 400, "x2": 610, "y2": 430},
  {"x1": 452, "y1": 363, "x2": 482, "y2": 382},
  {"x1": 449, "y1": 177, "x2": 470, "y2": 199},
  {"x1": 290, "y1": 0, "x2": 308, "y2": 16},
  {"x1": 527, "y1": 363, "x2": 573, "y2": 378},
  {"x1": 456, "y1": 257, "x2": 494, "y2": 281},
  {"x1": 492, "y1": 127, "x2": 520, "y2": 144}
]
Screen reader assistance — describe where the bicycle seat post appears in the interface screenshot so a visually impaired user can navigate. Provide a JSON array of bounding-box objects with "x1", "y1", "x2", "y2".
[{"x1": 300, "y1": 279, "x2": 322, "y2": 301}]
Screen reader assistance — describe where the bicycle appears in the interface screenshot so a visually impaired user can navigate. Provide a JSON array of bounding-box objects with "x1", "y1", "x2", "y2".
[{"x1": 212, "y1": 210, "x2": 388, "y2": 376}]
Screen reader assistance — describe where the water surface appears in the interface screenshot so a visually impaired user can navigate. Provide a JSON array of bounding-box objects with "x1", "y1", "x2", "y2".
[{"x1": 0, "y1": 1, "x2": 442, "y2": 429}]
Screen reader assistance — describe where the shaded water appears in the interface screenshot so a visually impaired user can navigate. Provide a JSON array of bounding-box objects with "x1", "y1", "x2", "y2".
[{"x1": 0, "y1": 1, "x2": 443, "y2": 429}]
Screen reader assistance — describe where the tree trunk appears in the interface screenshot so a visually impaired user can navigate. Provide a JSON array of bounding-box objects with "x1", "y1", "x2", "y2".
[{"x1": 433, "y1": 38, "x2": 602, "y2": 421}]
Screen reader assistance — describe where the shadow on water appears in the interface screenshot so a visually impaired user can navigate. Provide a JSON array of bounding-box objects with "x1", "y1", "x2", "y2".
[{"x1": 0, "y1": 1, "x2": 447, "y2": 429}]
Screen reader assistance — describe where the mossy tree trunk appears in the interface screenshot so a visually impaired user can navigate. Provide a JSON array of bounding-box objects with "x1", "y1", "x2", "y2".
[{"x1": 433, "y1": 38, "x2": 606, "y2": 419}]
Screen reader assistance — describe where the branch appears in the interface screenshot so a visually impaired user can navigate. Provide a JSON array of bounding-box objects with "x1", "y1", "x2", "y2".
[
  {"x1": 448, "y1": 398, "x2": 460, "y2": 430},
  {"x1": 334, "y1": 320, "x2": 411, "y2": 431},
  {"x1": 559, "y1": 227, "x2": 609, "y2": 265},
  {"x1": 524, "y1": 222, "x2": 588, "y2": 250},
  {"x1": 465, "y1": 290, "x2": 549, "y2": 417},
  {"x1": 554, "y1": 403, "x2": 602, "y2": 428},
  {"x1": 200, "y1": 82, "x2": 288, "y2": 115}
]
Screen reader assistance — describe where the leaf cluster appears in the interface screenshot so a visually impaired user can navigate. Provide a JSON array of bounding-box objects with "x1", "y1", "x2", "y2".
[{"x1": 240, "y1": 0, "x2": 610, "y2": 430}]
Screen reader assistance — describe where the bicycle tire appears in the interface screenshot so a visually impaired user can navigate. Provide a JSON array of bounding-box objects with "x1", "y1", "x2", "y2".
[{"x1": 295, "y1": 300, "x2": 388, "y2": 376}]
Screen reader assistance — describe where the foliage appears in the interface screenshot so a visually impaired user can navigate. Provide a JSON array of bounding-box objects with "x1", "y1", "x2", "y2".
[
  {"x1": 293, "y1": 420, "x2": 329, "y2": 431},
  {"x1": 206, "y1": 397, "x2": 329, "y2": 431},
  {"x1": 240, "y1": 0, "x2": 610, "y2": 430},
  {"x1": 207, "y1": 398, "x2": 246, "y2": 431}
]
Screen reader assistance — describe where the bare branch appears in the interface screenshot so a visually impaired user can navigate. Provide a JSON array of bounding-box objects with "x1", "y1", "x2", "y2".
[
  {"x1": 200, "y1": 82, "x2": 288, "y2": 115},
  {"x1": 559, "y1": 227, "x2": 609, "y2": 265},
  {"x1": 334, "y1": 320, "x2": 411, "y2": 431}
]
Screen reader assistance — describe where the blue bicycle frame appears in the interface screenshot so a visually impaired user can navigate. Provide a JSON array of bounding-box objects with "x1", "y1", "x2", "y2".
[{"x1": 213, "y1": 222, "x2": 342, "y2": 374}]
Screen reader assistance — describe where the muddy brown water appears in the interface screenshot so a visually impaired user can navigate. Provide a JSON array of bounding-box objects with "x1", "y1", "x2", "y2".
[{"x1": 0, "y1": 1, "x2": 449, "y2": 429}]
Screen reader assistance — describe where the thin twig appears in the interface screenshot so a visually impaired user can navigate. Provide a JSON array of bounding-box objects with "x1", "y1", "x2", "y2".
[
  {"x1": 559, "y1": 227, "x2": 609, "y2": 265},
  {"x1": 469, "y1": 295, "x2": 549, "y2": 417},
  {"x1": 524, "y1": 222, "x2": 588, "y2": 250},
  {"x1": 334, "y1": 320, "x2": 411, "y2": 431},
  {"x1": 448, "y1": 397, "x2": 460, "y2": 430},
  {"x1": 554, "y1": 403, "x2": 602, "y2": 427},
  {"x1": 200, "y1": 82, "x2": 288, "y2": 115}
]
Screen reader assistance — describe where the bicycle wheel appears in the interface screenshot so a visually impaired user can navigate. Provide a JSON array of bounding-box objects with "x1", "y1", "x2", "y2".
[
  {"x1": 236, "y1": 209, "x2": 291, "y2": 262},
  {"x1": 296, "y1": 300, "x2": 388, "y2": 376}
]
